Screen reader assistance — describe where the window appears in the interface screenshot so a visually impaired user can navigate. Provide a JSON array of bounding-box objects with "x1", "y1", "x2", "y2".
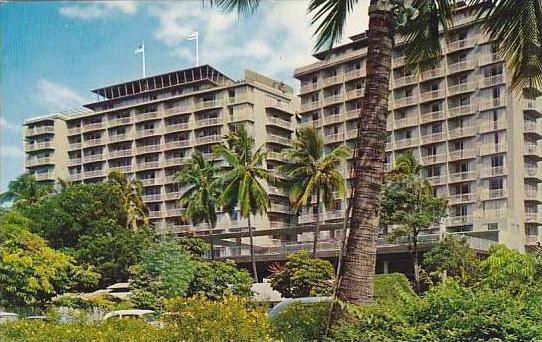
[
  {"x1": 489, "y1": 177, "x2": 504, "y2": 190},
  {"x1": 432, "y1": 102, "x2": 440, "y2": 112},
  {"x1": 491, "y1": 154, "x2": 504, "y2": 167},
  {"x1": 492, "y1": 87, "x2": 500, "y2": 99},
  {"x1": 488, "y1": 223, "x2": 499, "y2": 230}
]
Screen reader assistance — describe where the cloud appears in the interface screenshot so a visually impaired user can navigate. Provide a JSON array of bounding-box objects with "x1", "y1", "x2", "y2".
[
  {"x1": 0, "y1": 117, "x2": 21, "y2": 133},
  {"x1": 0, "y1": 145, "x2": 23, "y2": 158},
  {"x1": 36, "y1": 79, "x2": 88, "y2": 111},
  {"x1": 148, "y1": 1, "x2": 370, "y2": 86},
  {"x1": 59, "y1": 1, "x2": 138, "y2": 20}
]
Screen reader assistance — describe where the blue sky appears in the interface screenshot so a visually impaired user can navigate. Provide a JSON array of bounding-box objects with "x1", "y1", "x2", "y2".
[{"x1": 0, "y1": 1, "x2": 369, "y2": 192}]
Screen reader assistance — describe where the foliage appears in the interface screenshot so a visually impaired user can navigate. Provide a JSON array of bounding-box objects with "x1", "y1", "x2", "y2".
[
  {"x1": 269, "y1": 250, "x2": 334, "y2": 298},
  {"x1": 0, "y1": 319, "x2": 172, "y2": 342},
  {"x1": 107, "y1": 171, "x2": 149, "y2": 231},
  {"x1": 0, "y1": 211, "x2": 99, "y2": 306},
  {"x1": 163, "y1": 295, "x2": 272, "y2": 342},
  {"x1": 188, "y1": 260, "x2": 253, "y2": 299},
  {"x1": 269, "y1": 301, "x2": 331, "y2": 342},
  {"x1": 373, "y1": 273, "x2": 415, "y2": 303},
  {"x1": 177, "y1": 233, "x2": 210, "y2": 258},
  {"x1": 0, "y1": 172, "x2": 52, "y2": 207},
  {"x1": 422, "y1": 234, "x2": 480, "y2": 286},
  {"x1": 129, "y1": 240, "x2": 197, "y2": 310},
  {"x1": 51, "y1": 293, "x2": 130, "y2": 311}
]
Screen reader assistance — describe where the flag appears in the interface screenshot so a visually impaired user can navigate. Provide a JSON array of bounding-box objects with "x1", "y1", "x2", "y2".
[
  {"x1": 186, "y1": 31, "x2": 198, "y2": 41},
  {"x1": 134, "y1": 43, "x2": 144, "y2": 54}
]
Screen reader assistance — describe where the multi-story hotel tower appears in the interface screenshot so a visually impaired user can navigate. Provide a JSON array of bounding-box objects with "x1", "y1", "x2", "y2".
[
  {"x1": 293, "y1": 5, "x2": 542, "y2": 252},
  {"x1": 23, "y1": 66, "x2": 298, "y2": 250}
]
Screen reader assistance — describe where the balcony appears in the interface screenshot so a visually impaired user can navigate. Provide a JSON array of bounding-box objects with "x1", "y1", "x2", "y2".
[
  {"x1": 148, "y1": 211, "x2": 162, "y2": 219},
  {"x1": 448, "y1": 126, "x2": 477, "y2": 139},
  {"x1": 67, "y1": 158, "x2": 82, "y2": 166},
  {"x1": 84, "y1": 170, "x2": 106, "y2": 178},
  {"x1": 136, "y1": 161, "x2": 160, "y2": 171},
  {"x1": 479, "y1": 98, "x2": 507, "y2": 111},
  {"x1": 70, "y1": 173, "x2": 83, "y2": 182},
  {"x1": 109, "y1": 133, "x2": 130, "y2": 143},
  {"x1": 481, "y1": 189, "x2": 508, "y2": 200},
  {"x1": 135, "y1": 111, "x2": 160, "y2": 122},
  {"x1": 325, "y1": 132, "x2": 345, "y2": 144},
  {"x1": 449, "y1": 193, "x2": 477, "y2": 204},
  {"x1": 26, "y1": 126, "x2": 54, "y2": 136},
  {"x1": 298, "y1": 210, "x2": 345, "y2": 224},
  {"x1": 164, "y1": 157, "x2": 190, "y2": 167},
  {"x1": 448, "y1": 104, "x2": 477, "y2": 118},
  {"x1": 525, "y1": 213, "x2": 542, "y2": 224},
  {"x1": 393, "y1": 95, "x2": 418, "y2": 109},
  {"x1": 267, "y1": 116, "x2": 291, "y2": 130},
  {"x1": 524, "y1": 122, "x2": 542, "y2": 137},
  {"x1": 421, "y1": 132, "x2": 445, "y2": 144},
  {"x1": 164, "y1": 140, "x2": 191, "y2": 150},
  {"x1": 268, "y1": 134, "x2": 291, "y2": 145},
  {"x1": 194, "y1": 100, "x2": 224, "y2": 111},
  {"x1": 195, "y1": 117, "x2": 223, "y2": 127},
  {"x1": 135, "y1": 128, "x2": 160, "y2": 138},
  {"x1": 323, "y1": 94, "x2": 344, "y2": 106},
  {"x1": 269, "y1": 203, "x2": 293, "y2": 214},
  {"x1": 446, "y1": 37, "x2": 477, "y2": 53},
  {"x1": 421, "y1": 154, "x2": 447, "y2": 165},
  {"x1": 420, "y1": 110, "x2": 446, "y2": 124},
  {"x1": 346, "y1": 88, "x2": 364, "y2": 100},
  {"x1": 109, "y1": 117, "x2": 132, "y2": 126},
  {"x1": 68, "y1": 127, "x2": 82, "y2": 135},
  {"x1": 524, "y1": 99, "x2": 542, "y2": 115},
  {"x1": 480, "y1": 74, "x2": 505, "y2": 88},
  {"x1": 165, "y1": 105, "x2": 193, "y2": 116},
  {"x1": 449, "y1": 171, "x2": 477, "y2": 183},
  {"x1": 345, "y1": 129, "x2": 357, "y2": 140},
  {"x1": 419, "y1": 89, "x2": 445, "y2": 102},
  {"x1": 164, "y1": 122, "x2": 190, "y2": 132},
  {"x1": 525, "y1": 143, "x2": 541, "y2": 157},
  {"x1": 394, "y1": 74, "x2": 417, "y2": 88},
  {"x1": 447, "y1": 59, "x2": 477, "y2": 74},
  {"x1": 346, "y1": 109, "x2": 360, "y2": 120},
  {"x1": 448, "y1": 82, "x2": 477, "y2": 96},
  {"x1": 82, "y1": 139, "x2": 103, "y2": 148},
  {"x1": 300, "y1": 82, "x2": 319, "y2": 93},
  {"x1": 525, "y1": 190, "x2": 541, "y2": 202},
  {"x1": 34, "y1": 172, "x2": 54, "y2": 181},
  {"x1": 195, "y1": 135, "x2": 222, "y2": 145},
  {"x1": 109, "y1": 165, "x2": 132, "y2": 173},
  {"x1": 26, "y1": 157, "x2": 52, "y2": 167},
  {"x1": 140, "y1": 178, "x2": 158, "y2": 186},
  {"x1": 322, "y1": 75, "x2": 343, "y2": 87},
  {"x1": 136, "y1": 145, "x2": 161, "y2": 154},
  {"x1": 394, "y1": 137, "x2": 418, "y2": 149},
  {"x1": 447, "y1": 215, "x2": 474, "y2": 226},
  {"x1": 142, "y1": 194, "x2": 162, "y2": 202},
  {"x1": 82, "y1": 122, "x2": 104, "y2": 132},
  {"x1": 165, "y1": 208, "x2": 183, "y2": 217},
  {"x1": 479, "y1": 120, "x2": 507, "y2": 133},
  {"x1": 480, "y1": 166, "x2": 506, "y2": 178},
  {"x1": 266, "y1": 99, "x2": 294, "y2": 114},
  {"x1": 83, "y1": 154, "x2": 103, "y2": 163},
  {"x1": 426, "y1": 175, "x2": 447, "y2": 186},
  {"x1": 480, "y1": 143, "x2": 506, "y2": 155},
  {"x1": 420, "y1": 67, "x2": 445, "y2": 81},
  {"x1": 69, "y1": 142, "x2": 82, "y2": 150},
  {"x1": 323, "y1": 113, "x2": 345, "y2": 125},
  {"x1": 109, "y1": 149, "x2": 132, "y2": 159},
  {"x1": 164, "y1": 192, "x2": 182, "y2": 201},
  {"x1": 449, "y1": 148, "x2": 476, "y2": 161},
  {"x1": 394, "y1": 116, "x2": 419, "y2": 129},
  {"x1": 26, "y1": 141, "x2": 53, "y2": 151},
  {"x1": 525, "y1": 166, "x2": 542, "y2": 179},
  {"x1": 526, "y1": 235, "x2": 540, "y2": 246},
  {"x1": 344, "y1": 68, "x2": 365, "y2": 81},
  {"x1": 300, "y1": 101, "x2": 321, "y2": 112},
  {"x1": 479, "y1": 53, "x2": 501, "y2": 66}
]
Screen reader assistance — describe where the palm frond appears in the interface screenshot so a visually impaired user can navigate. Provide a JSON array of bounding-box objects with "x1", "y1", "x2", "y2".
[
  {"x1": 308, "y1": 0, "x2": 358, "y2": 53},
  {"x1": 206, "y1": 0, "x2": 261, "y2": 16}
]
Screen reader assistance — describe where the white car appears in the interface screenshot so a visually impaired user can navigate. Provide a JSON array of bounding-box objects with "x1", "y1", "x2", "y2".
[
  {"x1": 0, "y1": 312, "x2": 18, "y2": 325},
  {"x1": 103, "y1": 309, "x2": 157, "y2": 322}
]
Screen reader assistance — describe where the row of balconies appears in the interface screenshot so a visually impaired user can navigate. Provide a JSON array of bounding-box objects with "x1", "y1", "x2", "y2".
[
  {"x1": 26, "y1": 156, "x2": 52, "y2": 167},
  {"x1": 25, "y1": 126, "x2": 55, "y2": 136}
]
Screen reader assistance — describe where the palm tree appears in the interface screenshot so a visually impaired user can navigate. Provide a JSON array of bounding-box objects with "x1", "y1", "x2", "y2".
[
  {"x1": 175, "y1": 151, "x2": 222, "y2": 259},
  {"x1": 107, "y1": 171, "x2": 149, "y2": 231},
  {"x1": 208, "y1": 0, "x2": 541, "y2": 306},
  {"x1": 214, "y1": 126, "x2": 271, "y2": 281},
  {"x1": 280, "y1": 127, "x2": 350, "y2": 258},
  {"x1": 0, "y1": 173, "x2": 52, "y2": 207}
]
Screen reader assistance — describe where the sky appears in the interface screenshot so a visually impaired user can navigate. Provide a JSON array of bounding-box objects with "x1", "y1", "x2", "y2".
[{"x1": 0, "y1": 0, "x2": 370, "y2": 192}]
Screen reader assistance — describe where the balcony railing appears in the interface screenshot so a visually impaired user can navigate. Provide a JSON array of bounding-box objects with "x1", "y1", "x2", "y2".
[
  {"x1": 194, "y1": 100, "x2": 224, "y2": 111},
  {"x1": 142, "y1": 194, "x2": 162, "y2": 202},
  {"x1": 480, "y1": 166, "x2": 506, "y2": 178},
  {"x1": 448, "y1": 82, "x2": 477, "y2": 96},
  {"x1": 479, "y1": 53, "x2": 501, "y2": 66},
  {"x1": 395, "y1": 137, "x2": 418, "y2": 149},
  {"x1": 344, "y1": 69, "x2": 365, "y2": 81},
  {"x1": 26, "y1": 141, "x2": 53, "y2": 151},
  {"x1": 524, "y1": 122, "x2": 542, "y2": 135},
  {"x1": 394, "y1": 116, "x2": 419, "y2": 129},
  {"x1": 109, "y1": 133, "x2": 130, "y2": 143},
  {"x1": 420, "y1": 110, "x2": 445, "y2": 124},
  {"x1": 481, "y1": 189, "x2": 508, "y2": 200},
  {"x1": 298, "y1": 210, "x2": 345, "y2": 224},
  {"x1": 524, "y1": 99, "x2": 542, "y2": 114},
  {"x1": 449, "y1": 171, "x2": 477, "y2": 183},
  {"x1": 448, "y1": 126, "x2": 477, "y2": 139},
  {"x1": 196, "y1": 117, "x2": 223, "y2": 127},
  {"x1": 525, "y1": 213, "x2": 542, "y2": 223},
  {"x1": 421, "y1": 132, "x2": 445, "y2": 144},
  {"x1": 480, "y1": 143, "x2": 506, "y2": 155},
  {"x1": 165, "y1": 105, "x2": 193, "y2": 116},
  {"x1": 267, "y1": 116, "x2": 291, "y2": 129},
  {"x1": 67, "y1": 158, "x2": 82, "y2": 166},
  {"x1": 420, "y1": 67, "x2": 445, "y2": 81},
  {"x1": 135, "y1": 128, "x2": 160, "y2": 138},
  {"x1": 325, "y1": 132, "x2": 345, "y2": 144},
  {"x1": 69, "y1": 142, "x2": 82, "y2": 150},
  {"x1": 323, "y1": 94, "x2": 344, "y2": 105},
  {"x1": 268, "y1": 134, "x2": 291, "y2": 145},
  {"x1": 84, "y1": 170, "x2": 106, "y2": 178},
  {"x1": 165, "y1": 208, "x2": 183, "y2": 217},
  {"x1": 68, "y1": 127, "x2": 82, "y2": 135},
  {"x1": 195, "y1": 135, "x2": 222, "y2": 145},
  {"x1": 300, "y1": 101, "x2": 321, "y2": 112},
  {"x1": 449, "y1": 148, "x2": 476, "y2": 161},
  {"x1": 394, "y1": 74, "x2": 417, "y2": 88},
  {"x1": 480, "y1": 74, "x2": 505, "y2": 88},
  {"x1": 26, "y1": 126, "x2": 54, "y2": 136},
  {"x1": 426, "y1": 175, "x2": 447, "y2": 186},
  {"x1": 70, "y1": 173, "x2": 83, "y2": 181},
  {"x1": 526, "y1": 235, "x2": 540, "y2": 246},
  {"x1": 525, "y1": 143, "x2": 540, "y2": 156},
  {"x1": 109, "y1": 165, "x2": 132, "y2": 173},
  {"x1": 479, "y1": 97, "x2": 507, "y2": 111},
  {"x1": 136, "y1": 161, "x2": 160, "y2": 171},
  {"x1": 136, "y1": 145, "x2": 161, "y2": 154},
  {"x1": 479, "y1": 120, "x2": 507, "y2": 133},
  {"x1": 109, "y1": 149, "x2": 132, "y2": 158},
  {"x1": 82, "y1": 139, "x2": 103, "y2": 148},
  {"x1": 82, "y1": 122, "x2": 104, "y2": 132},
  {"x1": 421, "y1": 154, "x2": 447, "y2": 165},
  {"x1": 164, "y1": 122, "x2": 190, "y2": 132},
  {"x1": 323, "y1": 113, "x2": 345, "y2": 125},
  {"x1": 345, "y1": 88, "x2": 364, "y2": 100},
  {"x1": 83, "y1": 154, "x2": 103, "y2": 163},
  {"x1": 420, "y1": 89, "x2": 445, "y2": 102},
  {"x1": 34, "y1": 172, "x2": 54, "y2": 181},
  {"x1": 300, "y1": 82, "x2": 319, "y2": 93},
  {"x1": 26, "y1": 157, "x2": 52, "y2": 167},
  {"x1": 525, "y1": 190, "x2": 541, "y2": 201},
  {"x1": 447, "y1": 59, "x2": 477, "y2": 74},
  {"x1": 322, "y1": 75, "x2": 343, "y2": 87},
  {"x1": 448, "y1": 104, "x2": 476, "y2": 118},
  {"x1": 109, "y1": 117, "x2": 132, "y2": 126},
  {"x1": 446, "y1": 215, "x2": 474, "y2": 226},
  {"x1": 449, "y1": 193, "x2": 477, "y2": 204},
  {"x1": 393, "y1": 96, "x2": 418, "y2": 109},
  {"x1": 164, "y1": 140, "x2": 191, "y2": 150},
  {"x1": 165, "y1": 192, "x2": 182, "y2": 201},
  {"x1": 446, "y1": 37, "x2": 477, "y2": 53},
  {"x1": 135, "y1": 111, "x2": 160, "y2": 122},
  {"x1": 165, "y1": 157, "x2": 190, "y2": 167},
  {"x1": 525, "y1": 167, "x2": 542, "y2": 179}
]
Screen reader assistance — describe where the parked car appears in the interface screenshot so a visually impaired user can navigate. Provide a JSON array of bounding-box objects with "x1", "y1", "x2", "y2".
[
  {"x1": 0, "y1": 312, "x2": 18, "y2": 325},
  {"x1": 25, "y1": 315, "x2": 49, "y2": 321},
  {"x1": 268, "y1": 297, "x2": 331, "y2": 317},
  {"x1": 104, "y1": 309, "x2": 157, "y2": 322}
]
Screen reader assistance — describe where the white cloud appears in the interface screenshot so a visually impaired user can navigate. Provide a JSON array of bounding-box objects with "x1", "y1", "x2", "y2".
[
  {"x1": 148, "y1": 1, "x2": 370, "y2": 85},
  {"x1": 59, "y1": 1, "x2": 138, "y2": 20},
  {"x1": 0, "y1": 117, "x2": 21, "y2": 133},
  {"x1": 0, "y1": 145, "x2": 23, "y2": 158},
  {"x1": 36, "y1": 79, "x2": 88, "y2": 111}
]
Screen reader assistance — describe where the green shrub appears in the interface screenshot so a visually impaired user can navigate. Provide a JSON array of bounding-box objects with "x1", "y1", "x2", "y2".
[
  {"x1": 374, "y1": 273, "x2": 415, "y2": 303},
  {"x1": 163, "y1": 295, "x2": 271, "y2": 341},
  {"x1": 269, "y1": 301, "x2": 331, "y2": 342}
]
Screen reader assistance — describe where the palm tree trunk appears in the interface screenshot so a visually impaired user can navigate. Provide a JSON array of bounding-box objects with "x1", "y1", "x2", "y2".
[
  {"x1": 412, "y1": 234, "x2": 420, "y2": 294},
  {"x1": 335, "y1": 4, "x2": 393, "y2": 308},
  {"x1": 312, "y1": 189, "x2": 321, "y2": 258},
  {"x1": 207, "y1": 217, "x2": 215, "y2": 260},
  {"x1": 247, "y1": 214, "x2": 258, "y2": 282}
]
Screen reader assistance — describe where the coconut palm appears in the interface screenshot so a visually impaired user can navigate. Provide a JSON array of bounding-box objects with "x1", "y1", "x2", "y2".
[
  {"x1": 0, "y1": 173, "x2": 52, "y2": 207},
  {"x1": 280, "y1": 127, "x2": 350, "y2": 258},
  {"x1": 107, "y1": 171, "x2": 149, "y2": 231},
  {"x1": 214, "y1": 126, "x2": 271, "y2": 281},
  {"x1": 208, "y1": 0, "x2": 541, "y2": 305},
  {"x1": 175, "y1": 151, "x2": 222, "y2": 259}
]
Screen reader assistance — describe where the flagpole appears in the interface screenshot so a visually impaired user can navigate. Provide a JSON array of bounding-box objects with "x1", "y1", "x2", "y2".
[{"x1": 141, "y1": 41, "x2": 146, "y2": 77}]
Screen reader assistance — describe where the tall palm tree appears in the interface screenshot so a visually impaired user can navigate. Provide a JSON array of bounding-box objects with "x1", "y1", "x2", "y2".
[
  {"x1": 214, "y1": 126, "x2": 271, "y2": 281},
  {"x1": 208, "y1": 0, "x2": 542, "y2": 306},
  {"x1": 175, "y1": 151, "x2": 222, "y2": 259},
  {"x1": 0, "y1": 173, "x2": 52, "y2": 207},
  {"x1": 280, "y1": 127, "x2": 350, "y2": 258},
  {"x1": 107, "y1": 171, "x2": 149, "y2": 231}
]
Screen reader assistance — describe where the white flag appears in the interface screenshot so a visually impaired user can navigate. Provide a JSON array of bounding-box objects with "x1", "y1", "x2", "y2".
[
  {"x1": 186, "y1": 31, "x2": 198, "y2": 41},
  {"x1": 134, "y1": 43, "x2": 144, "y2": 54}
]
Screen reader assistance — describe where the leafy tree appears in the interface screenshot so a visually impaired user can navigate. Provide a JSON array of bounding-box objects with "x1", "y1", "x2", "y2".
[
  {"x1": 280, "y1": 127, "x2": 350, "y2": 257},
  {"x1": 208, "y1": 0, "x2": 542, "y2": 309},
  {"x1": 380, "y1": 153, "x2": 447, "y2": 292},
  {"x1": 188, "y1": 260, "x2": 253, "y2": 299},
  {"x1": 269, "y1": 250, "x2": 334, "y2": 298},
  {"x1": 214, "y1": 126, "x2": 272, "y2": 281},
  {"x1": 0, "y1": 211, "x2": 99, "y2": 306},
  {"x1": 0, "y1": 173, "x2": 52, "y2": 207},
  {"x1": 107, "y1": 171, "x2": 149, "y2": 231},
  {"x1": 175, "y1": 151, "x2": 222, "y2": 259},
  {"x1": 177, "y1": 232, "x2": 210, "y2": 258},
  {"x1": 422, "y1": 234, "x2": 480, "y2": 287}
]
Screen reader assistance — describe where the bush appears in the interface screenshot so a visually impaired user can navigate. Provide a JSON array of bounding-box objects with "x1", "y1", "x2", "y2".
[
  {"x1": 269, "y1": 301, "x2": 331, "y2": 342},
  {"x1": 187, "y1": 260, "x2": 253, "y2": 299},
  {"x1": 163, "y1": 295, "x2": 272, "y2": 341},
  {"x1": 374, "y1": 273, "x2": 415, "y2": 303}
]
